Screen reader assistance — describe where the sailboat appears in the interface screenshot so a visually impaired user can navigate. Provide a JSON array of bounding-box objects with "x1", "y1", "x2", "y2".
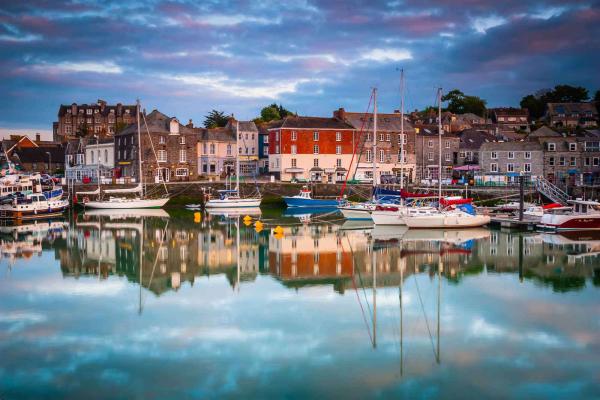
[
  {"x1": 403, "y1": 88, "x2": 490, "y2": 229},
  {"x1": 82, "y1": 100, "x2": 170, "y2": 209},
  {"x1": 205, "y1": 121, "x2": 261, "y2": 208}
]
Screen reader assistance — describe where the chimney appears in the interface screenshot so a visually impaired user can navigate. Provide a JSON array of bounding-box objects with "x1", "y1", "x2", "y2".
[
  {"x1": 35, "y1": 133, "x2": 41, "y2": 142},
  {"x1": 393, "y1": 109, "x2": 401, "y2": 114},
  {"x1": 116, "y1": 103, "x2": 122, "y2": 116},
  {"x1": 187, "y1": 119, "x2": 194, "y2": 128},
  {"x1": 334, "y1": 107, "x2": 346, "y2": 121},
  {"x1": 71, "y1": 103, "x2": 77, "y2": 115}
]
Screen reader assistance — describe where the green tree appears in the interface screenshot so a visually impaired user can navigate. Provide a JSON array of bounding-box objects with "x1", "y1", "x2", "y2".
[
  {"x1": 520, "y1": 94, "x2": 545, "y2": 120},
  {"x1": 115, "y1": 121, "x2": 129, "y2": 134},
  {"x1": 257, "y1": 103, "x2": 293, "y2": 123},
  {"x1": 441, "y1": 89, "x2": 487, "y2": 116},
  {"x1": 203, "y1": 110, "x2": 229, "y2": 128},
  {"x1": 543, "y1": 85, "x2": 589, "y2": 103}
]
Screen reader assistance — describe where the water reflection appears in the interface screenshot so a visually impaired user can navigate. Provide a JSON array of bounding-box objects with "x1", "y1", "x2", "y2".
[{"x1": 1, "y1": 210, "x2": 599, "y2": 399}]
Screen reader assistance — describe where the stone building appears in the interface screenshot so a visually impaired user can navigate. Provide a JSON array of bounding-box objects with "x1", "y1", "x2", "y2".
[
  {"x1": 577, "y1": 129, "x2": 600, "y2": 185},
  {"x1": 528, "y1": 126, "x2": 580, "y2": 187},
  {"x1": 334, "y1": 108, "x2": 417, "y2": 184},
  {"x1": 197, "y1": 126, "x2": 236, "y2": 177},
  {"x1": 545, "y1": 102, "x2": 598, "y2": 128},
  {"x1": 414, "y1": 128, "x2": 460, "y2": 182},
  {"x1": 1, "y1": 134, "x2": 64, "y2": 174},
  {"x1": 456, "y1": 129, "x2": 497, "y2": 167},
  {"x1": 490, "y1": 108, "x2": 530, "y2": 133},
  {"x1": 479, "y1": 140, "x2": 544, "y2": 180},
  {"x1": 114, "y1": 109, "x2": 198, "y2": 182},
  {"x1": 54, "y1": 100, "x2": 137, "y2": 142}
]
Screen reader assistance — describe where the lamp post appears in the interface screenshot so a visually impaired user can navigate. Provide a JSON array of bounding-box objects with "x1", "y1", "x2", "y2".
[{"x1": 45, "y1": 151, "x2": 52, "y2": 173}]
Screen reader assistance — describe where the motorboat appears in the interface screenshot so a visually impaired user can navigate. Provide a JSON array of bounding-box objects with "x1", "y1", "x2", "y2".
[
  {"x1": 282, "y1": 186, "x2": 338, "y2": 208},
  {"x1": 0, "y1": 193, "x2": 69, "y2": 221},
  {"x1": 538, "y1": 199, "x2": 600, "y2": 231},
  {"x1": 338, "y1": 201, "x2": 376, "y2": 220},
  {"x1": 206, "y1": 189, "x2": 262, "y2": 208}
]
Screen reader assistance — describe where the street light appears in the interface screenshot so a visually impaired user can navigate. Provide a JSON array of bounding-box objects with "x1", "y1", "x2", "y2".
[{"x1": 45, "y1": 151, "x2": 51, "y2": 173}]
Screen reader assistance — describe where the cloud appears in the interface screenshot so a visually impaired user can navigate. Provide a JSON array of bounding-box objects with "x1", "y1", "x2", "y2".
[
  {"x1": 361, "y1": 48, "x2": 413, "y2": 63},
  {"x1": 471, "y1": 15, "x2": 508, "y2": 33},
  {"x1": 31, "y1": 61, "x2": 123, "y2": 74}
]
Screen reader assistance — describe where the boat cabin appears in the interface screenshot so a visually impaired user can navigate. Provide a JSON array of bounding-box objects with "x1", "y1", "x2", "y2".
[{"x1": 570, "y1": 199, "x2": 600, "y2": 214}]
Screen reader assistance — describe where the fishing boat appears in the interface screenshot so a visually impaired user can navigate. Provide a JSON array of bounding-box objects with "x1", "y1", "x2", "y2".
[
  {"x1": 283, "y1": 186, "x2": 338, "y2": 208},
  {"x1": 538, "y1": 199, "x2": 600, "y2": 231},
  {"x1": 0, "y1": 173, "x2": 63, "y2": 201},
  {"x1": 0, "y1": 192, "x2": 69, "y2": 221},
  {"x1": 205, "y1": 121, "x2": 261, "y2": 209},
  {"x1": 82, "y1": 100, "x2": 170, "y2": 209}
]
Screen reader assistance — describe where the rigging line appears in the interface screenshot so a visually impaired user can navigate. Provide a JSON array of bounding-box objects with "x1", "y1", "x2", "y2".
[
  {"x1": 414, "y1": 273, "x2": 437, "y2": 361},
  {"x1": 345, "y1": 235, "x2": 374, "y2": 345},
  {"x1": 141, "y1": 109, "x2": 169, "y2": 195},
  {"x1": 339, "y1": 90, "x2": 375, "y2": 199}
]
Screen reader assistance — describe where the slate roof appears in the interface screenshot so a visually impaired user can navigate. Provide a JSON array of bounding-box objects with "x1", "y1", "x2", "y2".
[
  {"x1": 256, "y1": 120, "x2": 284, "y2": 135},
  {"x1": 199, "y1": 126, "x2": 235, "y2": 142},
  {"x1": 12, "y1": 146, "x2": 65, "y2": 164},
  {"x1": 117, "y1": 109, "x2": 195, "y2": 136},
  {"x1": 528, "y1": 126, "x2": 562, "y2": 138},
  {"x1": 457, "y1": 129, "x2": 497, "y2": 150},
  {"x1": 546, "y1": 102, "x2": 598, "y2": 116},
  {"x1": 273, "y1": 116, "x2": 355, "y2": 130},
  {"x1": 490, "y1": 107, "x2": 529, "y2": 117},
  {"x1": 480, "y1": 141, "x2": 542, "y2": 151},
  {"x1": 58, "y1": 101, "x2": 137, "y2": 117},
  {"x1": 342, "y1": 112, "x2": 415, "y2": 132}
]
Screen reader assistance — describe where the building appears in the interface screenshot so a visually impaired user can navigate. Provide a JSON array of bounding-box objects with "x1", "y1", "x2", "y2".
[
  {"x1": 490, "y1": 108, "x2": 530, "y2": 133},
  {"x1": 545, "y1": 102, "x2": 598, "y2": 128},
  {"x1": 115, "y1": 109, "x2": 198, "y2": 182},
  {"x1": 414, "y1": 128, "x2": 460, "y2": 182},
  {"x1": 268, "y1": 116, "x2": 357, "y2": 183},
  {"x1": 479, "y1": 141, "x2": 544, "y2": 180},
  {"x1": 1, "y1": 134, "x2": 64, "y2": 173},
  {"x1": 456, "y1": 129, "x2": 497, "y2": 167},
  {"x1": 54, "y1": 100, "x2": 137, "y2": 142},
  {"x1": 235, "y1": 120, "x2": 259, "y2": 176},
  {"x1": 334, "y1": 108, "x2": 417, "y2": 184},
  {"x1": 257, "y1": 121, "x2": 281, "y2": 174},
  {"x1": 198, "y1": 126, "x2": 236, "y2": 177},
  {"x1": 577, "y1": 129, "x2": 600, "y2": 185},
  {"x1": 84, "y1": 138, "x2": 115, "y2": 182},
  {"x1": 528, "y1": 126, "x2": 580, "y2": 187}
]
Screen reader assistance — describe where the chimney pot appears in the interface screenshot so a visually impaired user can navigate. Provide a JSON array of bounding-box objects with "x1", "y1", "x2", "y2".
[{"x1": 35, "y1": 133, "x2": 41, "y2": 142}]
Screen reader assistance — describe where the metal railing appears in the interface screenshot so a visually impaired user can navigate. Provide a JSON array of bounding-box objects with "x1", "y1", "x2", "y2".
[{"x1": 534, "y1": 176, "x2": 570, "y2": 205}]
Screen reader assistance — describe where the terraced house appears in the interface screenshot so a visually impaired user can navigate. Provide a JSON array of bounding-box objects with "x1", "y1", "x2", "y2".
[
  {"x1": 545, "y1": 102, "x2": 598, "y2": 128},
  {"x1": 479, "y1": 141, "x2": 544, "y2": 181},
  {"x1": 528, "y1": 126, "x2": 580, "y2": 187}
]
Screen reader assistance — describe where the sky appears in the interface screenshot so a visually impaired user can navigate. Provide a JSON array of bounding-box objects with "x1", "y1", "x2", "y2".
[{"x1": 0, "y1": 0, "x2": 599, "y2": 137}]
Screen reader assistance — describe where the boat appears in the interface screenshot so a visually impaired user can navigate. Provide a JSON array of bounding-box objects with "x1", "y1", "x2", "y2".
[
  {"x1": 82, "y1": 100, "x2": 170, "y2": 209},
  {"x1": 0, "y1": 192, "x2": 69, "y2": 221},
  {"x1": 371, "y1": 203, "x2": 438, "y2": 225},
  {"x1": 0, "y1": 173, "x2": 63, "y2": 201},
  {"x1": 283, "y1": 186, "x2": 338, "y2": 208},
  {"x1": 538, "y1": 199, "x2": 600, "y2": 231},
  {"x1": 402, "y1": 88, "x2": 490, "y2": 229},
  {"x1": 84, "y1": 208, "x2": 169, "y2": 218},
  {"x1": 206, "y1": 121, "x2": 261, "y2": 209}
]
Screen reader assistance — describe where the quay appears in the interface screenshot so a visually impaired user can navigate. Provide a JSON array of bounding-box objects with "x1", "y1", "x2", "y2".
[{"x1": 489, "y1": 215, "x2": 541, "y2": 231}]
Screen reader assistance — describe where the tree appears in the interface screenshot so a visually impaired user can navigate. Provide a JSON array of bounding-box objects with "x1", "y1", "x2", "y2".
[
  {"x1": 441, "y1": 89, "x2": 487, "y2": 116},
  {"x1": 203, "y1": 110, "x2": 229, "y2": 128},
  {"x1": 520, "y1": 94, "x2": 545, "y2": 120},
  {"x1": 520, "y1": 85, "x2": 591, "y2": 120},
  {"x1": 256, "y1": 103, "x2": 294, "y2": 123},
  {"x1": 594, "y1": 90, "x2": 600, "y2": 110},
  {"x1": 115, "y1": 121, "x2": 129, "y2": 134}
]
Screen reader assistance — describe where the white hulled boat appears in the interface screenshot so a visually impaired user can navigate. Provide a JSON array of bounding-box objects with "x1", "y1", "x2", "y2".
[
  {"x1": 0, "y1": 193, "x2": 69, "y2": 221},
  {"x1": 538, "y1": 199, "x2": 600, "y2": 231}
]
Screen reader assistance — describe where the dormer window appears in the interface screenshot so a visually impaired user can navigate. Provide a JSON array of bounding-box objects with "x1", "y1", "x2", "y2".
[
  {"x1": 159, "y1": 136, "x2": 166, "y2": 144},
  {"x1": 86, "y1": 109, "x2": 92, "y2": 115},
  {"x1": 569, "y1": 143, "x2": 577, "y2": 151},
  {"x1": 179, "y1": 136, "x2": 186, "y2": 145},
  {"x1": 125, "y1": 109, "x2": 130, "y2": 114},
  {"x1": 169, "y1": 119, "x2": 180, "y2": 134},
  {"x1": 67, "y1": 109, "x2": 72, "y2": 114},
  {"x1": 548, "y1": 143, "x2": 556, "y2": 151},
  {"x1": 94, "y1": 109, "x2": 99, "y2": 114}
]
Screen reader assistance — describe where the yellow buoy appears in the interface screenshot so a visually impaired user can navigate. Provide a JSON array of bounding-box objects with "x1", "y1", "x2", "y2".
[
  {"x1": 254, "y1": 220, "x2": 263, "y2": 229},
  {"x1": 194, "y1": 212, "x2": 201, "y2": 223},
  {"x1": 243, "y1": 215, "x2": 252, "y2": 222},
  {"x1": 243, "y1": 219, "x2": 252, "y2": 226},
  {"x1": 273, "y1": 225, "x2": 284, "y2": 235},
  {"x1": 255, "y1": 225, "x2": 263, "y2": 233},
  {"x1": 274, "y1": 231, "x2": 284, "y2": 240}
]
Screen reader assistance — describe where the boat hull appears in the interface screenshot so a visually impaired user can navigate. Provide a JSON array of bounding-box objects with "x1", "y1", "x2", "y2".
[
  {"x1": 405, "y1": 213, "x2": 490, "y2": 229},
  {"x1": 205, "y1": 198, "x2": 262, "y2": 208},
  {"x1": 538, "y1": 214, "x2": 600, "y2": 231},
  {"x1": 339, "y1": 206, "x2": 373, "y2": 220},
  {"x1": 84, "y1": 197, "x2": 170, "y2": 209},
  {"x1": 283, "y1": 197, "x2": 338, "y2": 208},
  {"x1": 0, "y1": 199, "x2": 69, "y2": 220},
  {"x1": 371, "y1": 210, "x2": 405, "y2": 225}
]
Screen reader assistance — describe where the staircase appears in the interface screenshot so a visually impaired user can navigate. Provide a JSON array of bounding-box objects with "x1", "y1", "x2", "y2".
[{"x1": 534, "y1": 177, "x2": 570, "y2": 206}]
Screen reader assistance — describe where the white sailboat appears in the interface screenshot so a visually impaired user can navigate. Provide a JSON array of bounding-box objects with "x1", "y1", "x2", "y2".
[
  {"x1": 205, "y1": 121, "x2": 261, "y2": 208},
  {"x1": 83, "y1": 100, "x2": 170, "y2": 209},
  {"x1": 403, "y1": 88, "x2": 490, "y2": 229}
]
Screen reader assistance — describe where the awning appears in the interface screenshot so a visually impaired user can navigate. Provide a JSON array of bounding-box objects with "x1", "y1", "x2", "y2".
[
  {"x1": 506, "y1": 172, "x2": 520, "y2": 177},
  {"x1": 568, "y1": 169, "x2": 579, "y2": 175},
  {"x1": 118, "y1": 161, "x2": 131, "y2": 165},
  {"x1": 310, "y1": 167, "x2": 324, "y2": 172},
  {"x1": 454, "y1": 165, "x2": 480, "y2": 171},
  {"x1": 285, "y1": 168, "x2": 304, "y2": 173},
  {"x1": 335, "y1": 167, "x2": 347, "y2": 172},
  {"x1": 324, "y1": 168, "x2": 336, "y2": 173}
]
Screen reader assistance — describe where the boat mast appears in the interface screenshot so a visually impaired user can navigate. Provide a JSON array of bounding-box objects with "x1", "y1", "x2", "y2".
[
  {"x1": 400, "y1": 69, "x2": 405, "y2": 191},
  {"x1": 372, "y1": 236, "x2": 377, "y2": 349},
  {"x1": 136, "y1": 99, "x2": 144, "y2": 197},
  {"x1": 372, "y1": 88, "x2": 378, "y2": 198},
  {"x1": 236, "y1": 120, "x2": 240, "y2": 192},
  {"x1": 437, "y1": 88, "x2": 443, "y2": 205}
]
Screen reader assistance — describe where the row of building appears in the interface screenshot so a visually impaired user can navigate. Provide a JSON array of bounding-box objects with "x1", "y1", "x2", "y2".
[{"x1": 1, "y1": 99, "x2": 598, "y2": 188}]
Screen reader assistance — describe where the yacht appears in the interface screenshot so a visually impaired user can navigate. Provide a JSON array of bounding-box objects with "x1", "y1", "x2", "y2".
[
  {"x1": 538, "y1": 199, "x2": 600, "y2": 231},
  {"x1": 0, "y1": 193, "x2": 69, "y2": 221}
]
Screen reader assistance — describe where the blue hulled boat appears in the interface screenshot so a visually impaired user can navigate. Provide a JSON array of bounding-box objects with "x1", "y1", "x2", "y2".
[{"x1": 283, "y1": 187, "x2": 339, "y2": 208}]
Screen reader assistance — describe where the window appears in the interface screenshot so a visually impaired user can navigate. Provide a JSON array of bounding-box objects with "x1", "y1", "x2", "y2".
[
  {"x1": 490, "y1": 163, "x2": 498, "y2": 172},
  {"x1": 508, "y1": 151, "x2": 514, "y2": 159},
  {"x1": 276, "y1": 131, "x2": 280, "y2": 141},
  {"x1": 549, "y1": 156, "x2": 555, "y2": 166},
  {"x1": 251, "y1": 147, "x2": 255, "y2": 154},
  {"x1": 291, "y1": 158, "x2": 297, "y2": 168},
  {"x1": 336, "y1": 145, "x2": 341, "y2": 155},
  {"x1": 428, "y1": 152, "x2": 434, "y2": 161},
  {"x1": 291, "y1": 144, "x2": 297, "y2": 155},
  {"x1": 525, "y1": 151, "x2": 531, "y2": 159},
  {"x1": 379, "y1": 149, "x2": 385, "y2": 163},
  {"x1": 90, "y1": 151, "x2": 94, "y2": 164},
  {"x1": 264, "y1": 146, "x2": 269, "y2": 155},
  {"x1": 104, "y1": 149, "x2": 108, "y2": 162},
  {"x1": 548, "y1": 143, "x2": 556, "y2": 151},
  {"x1": 179, "y1": 149, "x2": 186, "y2": 163},
  {"x1": 524, "y1": 163, "x2": 531, "y2": 172},
  {"x1": 398, "y1": 149, "x2": 406, "y2": 163},
  {"x1": 428, "y1": 140, "x2": 434, "y2": 148},
  {"x1": 157, "y1": 150, "x2": 167, "y2": 162},
  {"x1": 275, "y1": 145, "x2": 280, "y2": 154},
  {"x1": 86, "y1": 109, "x2": 92, "y2": 115},
  {"x1": 313, "y1": 158, "x2": 319, "y2": 167},
  {"x1": 179, "y1": 136, "x2": 185, "y2": 145},
  {"x1": 459, "y1": 151, "x2": 465, "y2": 158},
  {"x1": 445, "y1": 140, "x2": 450, "y2": 149},
  {"x1": 227, "y1": 144, "x2": 232, "y2": 156},
  {"x1": 570, "y1": 157, "x2": 576, "y2": 166},
  {"x1": 569, "y1": 143, "x2": 577, "y2": 151},
  {"x1": 594, "y1": 157, "x2": 599, "y2": 166},
  {"x1": 210, "y1": 144, "x2": 215, "y2": 155},
  {"x1": 445, "y1": 152, "x2": 451, "y2": 162},
  {"x1": 159, "y1": 136, "x2": 166, "y2": 144},
  {"x1": 263, "y1": 135, "x2": 269, "y2": 144},
  {"x1": 313, "y1": 145, "x2": 319, "y2": 154},
  {"x1": 239, "y1": 147, "x2": 242, "y2": 155},
  {"x1": 365, "y1": 150, "x2": 372, "y2": 163},
  {"x1": 336, "y1": 159, "x2": 342, "y2": 167},
  {"x1": 379, "y1": 133, "x2": 384, "y2": 142},
  {"x1": 507, "y1": 163, "x2": 514, "y2": 172},
  {"x1": 291, "y1": 131, "x2": 297, "y2": 141},
  {"x1": 491, "y1": 151, "x2": 498, "y2": 159},
  {"x1": 559, "y1": 156, "x2": 566, "y2": 166},
  {"x1": 386, "y1": 134, "x2": 391, "y2": 142},
  {"x1": 336, "y1": 132, "x2": 341, "y2": 141},
  {"x1": 65, "y1": 125, "x2": 72, "y2": 134},
  {"x1": 313, "y1": 131, "x2": 319, "y2": 141},
  {"x1": 175, "y1": 168, "x2": 188, "y2": 177}
]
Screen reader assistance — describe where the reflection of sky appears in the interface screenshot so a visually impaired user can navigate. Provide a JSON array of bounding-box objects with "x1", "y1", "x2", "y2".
[{"x1": 1, "y1": 242, "x2": 599, "y2": 399}]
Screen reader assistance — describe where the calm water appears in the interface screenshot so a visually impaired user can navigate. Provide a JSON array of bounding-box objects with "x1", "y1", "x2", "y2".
[{"x1": 0, "y1": 208, "x2": 599, "y2": 400}]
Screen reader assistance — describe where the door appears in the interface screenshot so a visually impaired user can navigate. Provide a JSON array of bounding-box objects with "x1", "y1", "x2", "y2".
[{"x1": 156, "y1": 168, "x2": 170, "y2": 183}]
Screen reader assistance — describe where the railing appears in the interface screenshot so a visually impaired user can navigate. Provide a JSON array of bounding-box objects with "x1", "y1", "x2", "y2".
[{"x1": 534, "y1": 177, "x2": 570, "y2": 205}]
